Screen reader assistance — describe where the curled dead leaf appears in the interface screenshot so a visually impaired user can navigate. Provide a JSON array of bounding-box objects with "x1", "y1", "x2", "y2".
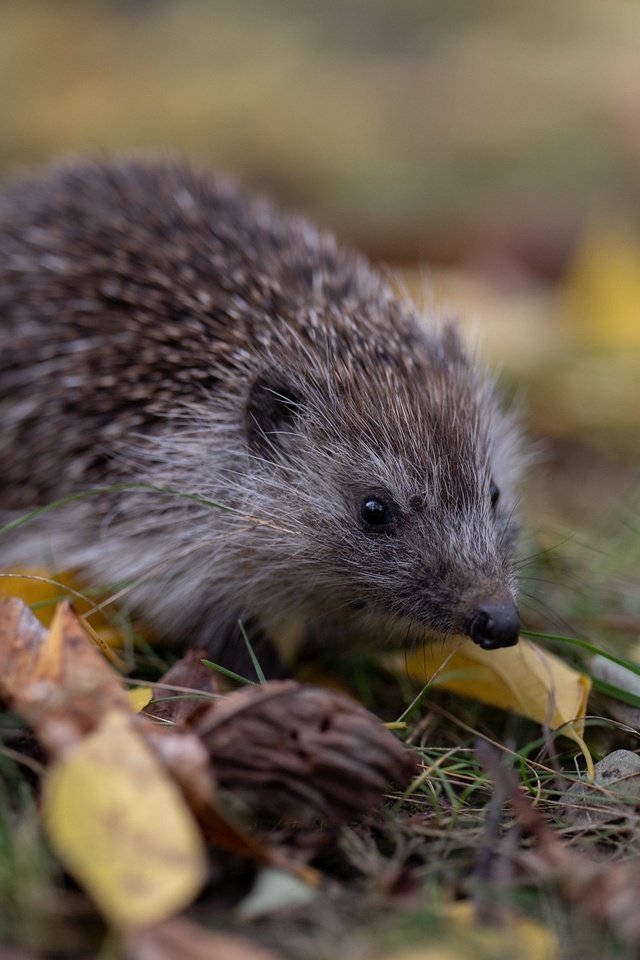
[{"x1": 0, "y1": 598, "x2": 131, "y2": 755}]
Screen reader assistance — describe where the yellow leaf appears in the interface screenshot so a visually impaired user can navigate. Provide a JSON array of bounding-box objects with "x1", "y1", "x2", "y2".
[
  {"x1": 0, "y1": 566, "x2": 81, "y2": 626},
  {"x1": 128, "y1": 687, "x2": 154, "y2": 712},
  {"x1": 0, "y1": 566, "x2": 121, "y2": 643},
  {"x1": 43, "y1": 708, "x2": 206, "y2": 929},
  {"x1": 403, "y1": 638, "x2": 590, "y2": 740}
]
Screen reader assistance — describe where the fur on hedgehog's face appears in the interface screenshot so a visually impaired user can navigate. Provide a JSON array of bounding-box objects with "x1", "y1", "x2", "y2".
[{"x1": 245, "y1": 343, "x2": 522, "y2": 651}]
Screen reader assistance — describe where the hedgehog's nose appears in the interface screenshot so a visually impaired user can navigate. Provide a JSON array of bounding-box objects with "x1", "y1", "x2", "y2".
[{"x1": 467, "y1": 600, "x2": 520, "y2": 650}]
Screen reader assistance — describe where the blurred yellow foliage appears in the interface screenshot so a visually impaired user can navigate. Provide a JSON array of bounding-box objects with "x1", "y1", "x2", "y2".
[
  {"x1": 388, "y1": 901, "x2": 558, "y2": 960},
  {"x1": 564, "y1": 223, "x2": 640, "y2": 348}
]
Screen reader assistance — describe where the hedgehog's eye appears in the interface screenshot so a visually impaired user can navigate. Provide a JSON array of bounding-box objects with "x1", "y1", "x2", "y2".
[
  {"x1": 490, "y1": 481, "x2": 500, "y2": 509},
  {"x1": 361, "y1": 497, "x2": 395, "y2": 530}
]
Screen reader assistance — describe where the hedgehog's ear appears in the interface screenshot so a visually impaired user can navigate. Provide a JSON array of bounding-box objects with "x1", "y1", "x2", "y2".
[{"x1": 246, "y1": 368, "x2": 302, "y2": 458}]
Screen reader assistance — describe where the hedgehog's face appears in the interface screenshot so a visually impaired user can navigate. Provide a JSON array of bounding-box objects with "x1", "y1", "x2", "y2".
[
  {"x1": 246, "y1": 348, "x2": 522, "y2": 651},
  {"x1": 343, "y1": 475, "x2": 520, "y2": 650}
]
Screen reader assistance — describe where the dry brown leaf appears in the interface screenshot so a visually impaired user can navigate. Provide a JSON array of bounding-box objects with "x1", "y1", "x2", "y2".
[
  {"x1": 142, "y1": 647, "x2": 220, "y2": 725},
  {"x1": 0, "y1": 598, "x2": 131, "y2": 755}
]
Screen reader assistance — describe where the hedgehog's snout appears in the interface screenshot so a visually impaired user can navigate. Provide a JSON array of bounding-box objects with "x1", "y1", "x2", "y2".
[{"x1": 466, "y1": 599, "x2": 520, "y2": 649}]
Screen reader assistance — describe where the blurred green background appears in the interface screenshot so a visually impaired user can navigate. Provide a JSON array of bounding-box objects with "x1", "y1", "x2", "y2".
[
  {"x1": 2, "y1": 0, "x2": 640, "y2": 538},
  {"x1": 5, "y1": 0, "x2": 640, "y2": 262}
]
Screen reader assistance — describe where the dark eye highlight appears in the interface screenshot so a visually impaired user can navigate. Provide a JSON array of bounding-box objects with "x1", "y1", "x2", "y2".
[
  {"x1": 490, "y1": 481, "x2": 500, "y2": 509},
  {"x1": 361, "y1": 497, "x2": 394, "y2": 529}
]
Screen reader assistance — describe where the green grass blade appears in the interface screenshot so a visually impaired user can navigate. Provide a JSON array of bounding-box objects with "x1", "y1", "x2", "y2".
[
  {"x1": 237, "y1": 619, "x2": 267, "y2": 684},
  {"x1": 523, "y1": 629, "x2": 640, "y2": 678},
  {"x1": 200, "y1": 659, "x2": 254, "y2": 685}
]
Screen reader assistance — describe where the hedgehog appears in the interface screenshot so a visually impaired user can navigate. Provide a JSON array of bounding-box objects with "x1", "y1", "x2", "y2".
[{"x1": 0, "y1": 159, "x2": 522, "y2": 674}]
